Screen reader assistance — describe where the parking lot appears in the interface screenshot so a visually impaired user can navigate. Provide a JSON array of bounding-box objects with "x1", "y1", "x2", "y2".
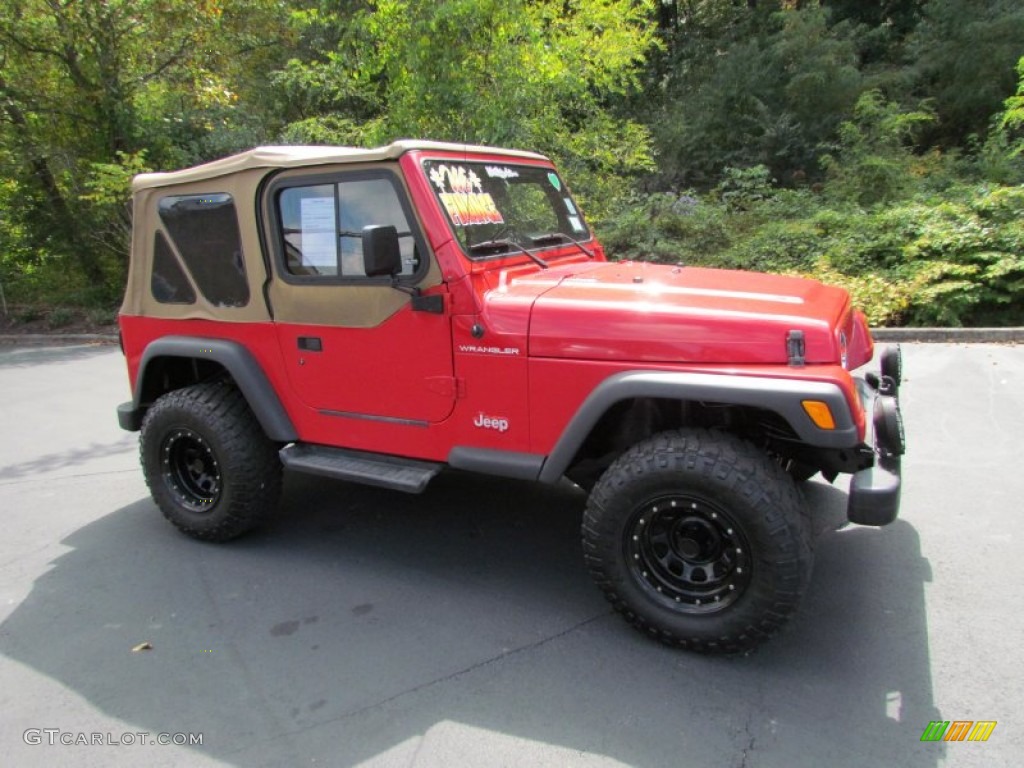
[{"x1": 0, "y1": 341, "x2": 1020, "y2": 767}]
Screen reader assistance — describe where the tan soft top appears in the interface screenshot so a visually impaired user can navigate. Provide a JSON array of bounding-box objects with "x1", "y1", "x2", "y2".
[{"x1": 131, "y1": 140, "x2": 549, "y2": 191}]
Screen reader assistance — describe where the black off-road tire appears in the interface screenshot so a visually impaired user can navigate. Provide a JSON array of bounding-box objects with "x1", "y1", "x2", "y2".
[
  {"x1": 582, "y1": 429, "x2": 812, "y2": 654},
  {"x1": 140, "y1": 381, "x2": 282, "y2": 542}
]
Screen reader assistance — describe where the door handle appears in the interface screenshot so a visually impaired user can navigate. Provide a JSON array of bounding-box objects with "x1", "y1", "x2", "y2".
[{"x1": 297, "y1": 336, "x2": 322, "y2": 352}]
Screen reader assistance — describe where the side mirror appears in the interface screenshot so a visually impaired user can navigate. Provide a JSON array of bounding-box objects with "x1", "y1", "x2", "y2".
[{"x1": 362, "y1": 225, "x2": 402, "y2": 277}]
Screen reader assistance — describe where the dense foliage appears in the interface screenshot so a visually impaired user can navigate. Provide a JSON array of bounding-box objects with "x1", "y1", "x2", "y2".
[{"x1": 2, "y1": 0, "x2": 1023, "y2": 325}]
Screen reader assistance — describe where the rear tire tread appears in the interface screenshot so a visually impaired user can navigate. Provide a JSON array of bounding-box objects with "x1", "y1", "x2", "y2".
[{"x1": 140, "y1": 380, "x2": 281, "y2": 542}]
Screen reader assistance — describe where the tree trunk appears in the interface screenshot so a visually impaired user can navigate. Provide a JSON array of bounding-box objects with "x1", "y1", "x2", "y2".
[{"x1": 0, "y1": 78, "x2": 105, "y2": 287}]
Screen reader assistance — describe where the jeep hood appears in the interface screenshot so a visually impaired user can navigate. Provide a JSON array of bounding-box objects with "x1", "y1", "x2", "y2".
[{"x1": 518, "y1": 261, "x2": 850, "y2": 365}]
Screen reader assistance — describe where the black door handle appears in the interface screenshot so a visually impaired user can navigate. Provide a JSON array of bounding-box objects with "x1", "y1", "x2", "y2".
[{"x1": 297, "y1": 336, "x2": 322, "y2": 352}]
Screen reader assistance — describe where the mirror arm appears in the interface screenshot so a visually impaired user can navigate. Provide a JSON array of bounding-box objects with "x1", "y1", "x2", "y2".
[
  {"x1": 390, "y1": 276, "x2": 420, "y2": 297},
  {"x1": 391, "y1": 277, "x2": 442, "y2": 313}
]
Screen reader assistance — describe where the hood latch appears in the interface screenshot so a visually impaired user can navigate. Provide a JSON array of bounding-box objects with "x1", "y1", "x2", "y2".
[{"x1": 786, "y1": 330, "x2": 806, "y2": 367}]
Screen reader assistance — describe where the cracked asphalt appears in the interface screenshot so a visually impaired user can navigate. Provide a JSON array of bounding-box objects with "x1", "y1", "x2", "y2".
[{"x1": 0, "y1": 341, "x2": 1020, "y2": 767}]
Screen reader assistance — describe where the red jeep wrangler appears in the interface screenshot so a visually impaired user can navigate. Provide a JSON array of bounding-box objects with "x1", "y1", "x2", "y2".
[{"x1": 117, "y1": 141, "x2": 905, "y2": 653}]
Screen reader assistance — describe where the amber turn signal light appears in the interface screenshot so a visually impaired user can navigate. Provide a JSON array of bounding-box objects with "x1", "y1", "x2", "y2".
[{"x1": 802, "y1": 400, "x2": 836, "y2": 430}]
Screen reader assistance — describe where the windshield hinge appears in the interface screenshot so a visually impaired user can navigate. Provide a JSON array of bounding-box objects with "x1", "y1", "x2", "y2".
[{"x1": 411, "y1": 293, "x2": 444, "y2": 314}]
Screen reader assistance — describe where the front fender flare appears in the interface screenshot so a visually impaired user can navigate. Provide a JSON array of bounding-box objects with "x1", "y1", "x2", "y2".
[{"x1": 537, "y1": 370, "x2": 858, "y2": 484}]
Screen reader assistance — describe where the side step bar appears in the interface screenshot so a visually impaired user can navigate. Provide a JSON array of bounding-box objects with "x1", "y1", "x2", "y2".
[{"x1": 280, "y1": 444, "x2": 441, "y2": 494}]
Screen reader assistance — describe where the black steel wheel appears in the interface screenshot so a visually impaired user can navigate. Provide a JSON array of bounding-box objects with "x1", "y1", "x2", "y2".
[
  {"x1": 141, "y1": 381, "x2": 281, "y2": 542},
  {"x1": 161, "y1": 427, "x2": 222, "y2": 512},
  {"x1": 582, "y1": 429, "x2": 812, "y2": 654},
  {"x1": 627, "y1": 495, "x2": 752, "y2": 613}
]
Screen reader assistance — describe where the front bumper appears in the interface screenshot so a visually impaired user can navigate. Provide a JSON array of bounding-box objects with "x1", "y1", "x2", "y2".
[
  {"x1": 846, "y1": 348, "x2": 904, "y2": 526},
  {"x1": 848, "y1": 455, "x2": 901, "y2": 525}
]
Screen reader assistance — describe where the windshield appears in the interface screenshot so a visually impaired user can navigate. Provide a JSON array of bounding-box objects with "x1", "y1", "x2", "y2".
[{"x1": 422, "y1": 160, "x2": 590, "y2": 259}]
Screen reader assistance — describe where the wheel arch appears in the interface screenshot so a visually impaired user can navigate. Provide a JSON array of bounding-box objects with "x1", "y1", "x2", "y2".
[
  {"x1": 125, "y1": 336, "x2": 297, "y2": 442},
  {"x1": 538, "y1": 370, "x2": 858, "y2": 484}
]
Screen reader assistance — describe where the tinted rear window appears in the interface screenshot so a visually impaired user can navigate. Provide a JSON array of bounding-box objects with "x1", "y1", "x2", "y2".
[
  {"x1": 151, "y1": 231, "x2": 196, "y2": 304},
  {"x1": 158, "y1": 193, "x2": 249, "y2": 307}
]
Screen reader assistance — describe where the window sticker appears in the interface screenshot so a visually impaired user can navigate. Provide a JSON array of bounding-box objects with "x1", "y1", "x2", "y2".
[
  {"x1": 547, "y1": 172, "x2": 562, "y2": 191},
  {"x1": 564, "y1": 197, "x2": 577, "y2": 215},
  {"x1": 429, "y1": 164, "x2": 505, "y2": 226},
  {"x1": 300, "y1": 197, "x2": 337, "y2": 268},
  {"x1": 568, "y1": 216, "x2": 584, "y2": 233}
]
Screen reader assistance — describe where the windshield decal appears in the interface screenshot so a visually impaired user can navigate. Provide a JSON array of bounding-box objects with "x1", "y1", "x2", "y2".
[
  {"x1": 429, "y1": 164, "x2": 505, "y2": 226},
  {"x1": 485, "y1": 166, "x2": 519, "y2": 180},
  {"x1": 422, "y1": 159, "x2": 591, "y2": 257}
]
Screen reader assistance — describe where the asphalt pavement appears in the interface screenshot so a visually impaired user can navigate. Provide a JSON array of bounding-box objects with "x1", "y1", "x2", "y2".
[{"x1": 0, "y1": 341, "x2": 1020, "y2": 767}]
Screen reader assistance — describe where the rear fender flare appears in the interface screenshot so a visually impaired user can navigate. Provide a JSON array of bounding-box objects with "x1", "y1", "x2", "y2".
[{"x1": 131, "y1": 336, "x2": 297, "y2": 442}]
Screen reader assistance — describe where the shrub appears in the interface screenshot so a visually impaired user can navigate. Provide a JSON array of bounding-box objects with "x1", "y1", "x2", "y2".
[
  {"x1": 87, "y1": 308, "x2": 117, "y2": 326},
  {"x1": 46, "y1": 308, "x2": 75, "y2": 329},
  {"x1": 598, "y1": 176, "x2": 1024, "y2": 326},
  {"x1": 14, "y1": 307, "x2": 42, "y2": 325}
]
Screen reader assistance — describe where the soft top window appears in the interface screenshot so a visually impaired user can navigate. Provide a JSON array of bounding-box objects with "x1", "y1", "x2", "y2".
[
  {"x1": 151, "y1": 231, "x2": 196, "y2": 305},
  {"x1": 422, "y1": 160, "x2": 590, "y2": 260},
  {"x1": 157, "y1": 193, "x2": 249, "y2": 307}
]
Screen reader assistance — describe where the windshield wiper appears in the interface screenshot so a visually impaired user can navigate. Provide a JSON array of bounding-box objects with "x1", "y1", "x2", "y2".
[
  {"x1": 530, "y1": 232, "x2": 595, "y2": 259},
  {"x1": 467, "y1": 238, "x2": 549, "y2": 268}
]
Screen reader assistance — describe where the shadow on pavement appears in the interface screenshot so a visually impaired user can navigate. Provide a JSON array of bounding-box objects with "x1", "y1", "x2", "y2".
[
  {"x1": 0, "y1": 437, "x2": 137, "y2": 482},
  {"x1": 0, "y1": 472, "x2": 941, "y2": 767}
]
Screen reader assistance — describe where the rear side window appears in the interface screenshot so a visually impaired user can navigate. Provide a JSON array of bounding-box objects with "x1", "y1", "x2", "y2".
[
  {"x1": 157, "y1": 193, "x2": 249, "y2": 307},
  {"x1": 151, "y1": 231, "x2": 196, "y2": 304},
  {"x1": 275, "y1": 173, "x2": 422, "y2": 279}
]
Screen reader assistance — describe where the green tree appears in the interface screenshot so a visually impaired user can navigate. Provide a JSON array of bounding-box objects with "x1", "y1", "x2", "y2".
[
  {"x1": 265, "y1": 1, "x2": 381, "y2": 145},
  {"x1": 274, "y1": 0, "x2": 658, "y2": 219},
  {"x1": 820, "y1": 90, "x2": 934, "y2": 206},
  {"x1": 908, "y1": 0, "x2": 1024, "y2": 147},
  {"x1": 649, "y1": 6, "x2": 863, "y2": 187},
  {"x1": 999, "y1": 57, "x2": 1024, "y2": 155},
  {"x1": 0, "y1": 0, "x2": 288, "y2": 300}
]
